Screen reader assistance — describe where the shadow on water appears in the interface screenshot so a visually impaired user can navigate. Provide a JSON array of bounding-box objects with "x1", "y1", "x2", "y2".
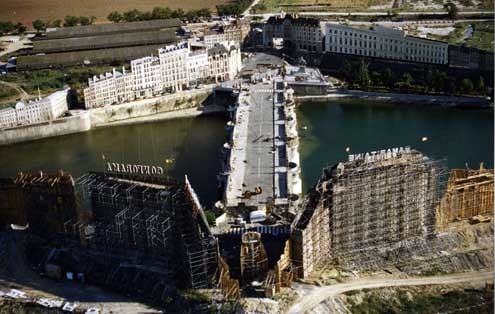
[{"x1": 0, "y1": 114, "x2": 227, "y2": 208}]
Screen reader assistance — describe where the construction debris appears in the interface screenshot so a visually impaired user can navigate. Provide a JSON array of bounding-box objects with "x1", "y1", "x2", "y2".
[
  {"x1": 437, "y1": 163, "x2": 494, "y2": 230},
  {"x1": 240, "y1": 232, "x2": 268, "y2": 283}
]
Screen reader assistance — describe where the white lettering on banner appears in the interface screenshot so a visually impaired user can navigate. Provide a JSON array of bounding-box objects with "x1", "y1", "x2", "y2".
[
  {"x1": 106, "y1": 162, "x2": 164, "y2": 176},
  {"x1": 348, "y1": 146, "x2": 413, "y2": 163}
]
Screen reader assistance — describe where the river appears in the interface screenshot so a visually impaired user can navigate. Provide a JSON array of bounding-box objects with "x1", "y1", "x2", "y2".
[
  {"x1": 297, "y1": 101, "x2": 494, "y2": 191},
  {"x1": 0, "y1": 115, "x2": 227, "y2": 208},
  {"x1": 0, "y1": 101, "x2": 493, "y2": 205}
]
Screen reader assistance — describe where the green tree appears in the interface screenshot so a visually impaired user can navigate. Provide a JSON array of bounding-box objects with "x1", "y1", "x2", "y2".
[
  {"x1": 15, "y1": 22, "x2": 26, "y2": 34},
  {"x1": 204, "y1": 210, "x2": 216, "y2": 227},
  {"x1": 0, "y1": 21, "x2": 16, "y2": 35},
  {"x1": 64, "y1": 15, "x2": 80, "y2": 27},
  {"x1": 460, "y1": 78, "x2": 474, "y2": 94},
  {"x1": 107, "y1": 11, "x2": 123, "y2": 23},
  {"x1": 401, "y1": 72, "x2": 413, "y2": 90},
  {"x1": 122, "y1": 9, "x2": 143, "y2": 22},
  {"x1": 171, "y1": 9, "x2": 185, "y2": 18},
  {"x1": 79, "y1": 16, "x2": 90, "y2": 25},
  {"x1": 32, "y1": 20, "x2": 46, "y2": 33},
  {"x1": 432, "y1": 70, "x2": 447, "y2": 92},
  {"x1": 151, "y1": 7, "x2": 172, "y2": 19},
  {"x1": 424, "y1": 68, "x2": 434, "y2": 93},
  {"x1": 50, "y1": 19, "x2": 62, "y2": 28},
  {"x1": 356, "y1": 60, "x2": 371, "y2": 89},
  {"x1": 197, "y1": 8, "x2": 212, "y2": 18},
  {"x1": 475, "y1": 76, "x2": 485, "y2": 94},
  {"x1": 444, "y1": 2, "x2": 458, "y2": 19},
  {"x1": 381, "y1": 67, "x2": 394, "y2": 89}
]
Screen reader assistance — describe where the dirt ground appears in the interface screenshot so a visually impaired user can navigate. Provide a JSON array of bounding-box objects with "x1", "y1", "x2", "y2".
[{"x1": 0, "y1": 0, "x2": 230, "y2": 27}]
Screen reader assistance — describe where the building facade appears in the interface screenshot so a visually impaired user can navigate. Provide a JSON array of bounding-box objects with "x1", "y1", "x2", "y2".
[
  {"x1": 204, "y1": 20, "x2": 250, "y2": 49},
  {"x1": 208, "y1": 42, "x2": 242, "y2": 82},
  {"x1": 83, "y1": 41, "x2": 241, "y2": 108},
  {"x1": 0, "y1": 89, "x2": 69, "y2": 128},
  {"x1": 263, "y1": 15, "x2": 323, "y2": 53},
  {"x1": 84, "y1": 68, "x2": 134, "y2": 109},
  {"x1": 324, "y1": 24, "x2": 448, "y2": 65}
]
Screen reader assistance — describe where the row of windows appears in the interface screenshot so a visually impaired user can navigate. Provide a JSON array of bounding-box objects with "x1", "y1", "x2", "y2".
[{"x1": 328, "y1": 46, "x2": 444, "y2": 63}]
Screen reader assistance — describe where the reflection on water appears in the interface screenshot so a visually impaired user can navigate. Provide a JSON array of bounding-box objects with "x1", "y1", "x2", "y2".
[
  {"x1": 297, "y1": 101, "x2": 494, "y2": 191},
  {"x1": 0, "y1": 115, "x2": 227, "y2": 207}
]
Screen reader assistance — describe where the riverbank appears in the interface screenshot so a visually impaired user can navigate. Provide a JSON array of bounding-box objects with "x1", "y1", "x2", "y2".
[
  {"x1": 93, "y1": 104, "x2": 226, "y2": 129},
  {"x1": 0, "y1": 87, "x2": 228, "y2": 146},
  {"x1": 295, "y1": 89, "x2": 493, "y2": 108}
]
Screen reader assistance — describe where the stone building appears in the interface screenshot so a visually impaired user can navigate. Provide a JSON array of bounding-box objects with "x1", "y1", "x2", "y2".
[
  {"x1": 324, "y1": 24, "x2": 448, "y2": 64},
  {"x1": 84, "y1": 68, "x2": 134, "y2": 108},
  {"x1": 263, "y1": 14, "x2": 323, "y2": 53},
  {"x1": 204, "y1": 19, "x2": 250, "y2": 48},
  {"x1": 83, "y1": 41, "x2": 241, "y2": 108},
  {"x1": 208, "y1": 41, "x2": 242, "y2": 82},
  {"x1": 0, "y1": 89, "x2": 69, "y2": 128}
]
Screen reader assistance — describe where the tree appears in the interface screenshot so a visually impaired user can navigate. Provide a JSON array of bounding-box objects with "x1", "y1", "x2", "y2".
[
  {"x1": 444, "y1": 2, "x2": 458, "y2": 19},
  {"x1": 151, "y1": 7, "x2": 172, "y2": 19},
  {"x1": 64, "y1": 15, "x2": 80, "y2": 27},
  {"x1": 381, "y1": 67, "x2": 394, "y2": 89},
  {"x1": 356, "y1": 60, "x2": 371, "y2": 89},
  {"x1": 79, "y1": 16, "x2": 90, "y2": 25},
  {"x1": 0, "y1": 21, "x2": 16, "y2": 35},
  {"x1": 460, "y1": 78, "x2": 474, "y2": 94},
  {"x1": 107, "y1": 11, "x2": 123, "y2": 23},
  {"x1": 32, "y1": 20, "x2": 45, "y2": 33},
  {"x1": 475, "y1": 76, "x2": 485, "y2": 94},
  {"x1": 401, "y1": 72, "x2": 413, "y2": 90},
  {"x1": 50, "y1": 19, "x2": 62, "y2": 28},
  {"x1": 122, "y1": 9, "x2": 143, "y2": 22},
  {"x1": 204, "y1": 210, "x2": 216, "y2": 227},
  {"x1": 15, "y1": 22, "x2": 26, "y2": 34},
  {"x1": 432, "y1": 70, "x2": 447, "y2": 92}
]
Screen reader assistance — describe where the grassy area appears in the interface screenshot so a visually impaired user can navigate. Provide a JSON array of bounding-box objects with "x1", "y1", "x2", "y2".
[
  {"x1": 0, "y1": 65, "x2": 117, "y2": 103},
  {"x1": 430, "y1": 21, "x2": 494, "y2": 52},
  {"x1": 0, "y1": 84, "x2": 19, "y2": 103},
  {"x1": 349, "y1": 288, "x2": 493, "y2": 314},
  {"x1": 466, "y1": 21, "x2": 494, "y2": 52},
  {"x1": 253, "y1": 0, "x2": 389, "y2": 13}
]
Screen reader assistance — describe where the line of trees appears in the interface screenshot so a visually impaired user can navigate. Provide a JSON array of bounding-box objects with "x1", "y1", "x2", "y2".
[
  {"x1": 216, "y1": 0, "x2": 252, "y2": 16},
  {"x1": 0, "y1": 21, "x2": 26, "y2": 35},
  {"x1": 107, "y1": 7, "x2": 212, "y2": 23},
  {"x1": 339, "y1": 60, "x2": 488, "y2": 97},
  {"x1": 32, "y1": 16, "x2": 96, "y2": 33}
]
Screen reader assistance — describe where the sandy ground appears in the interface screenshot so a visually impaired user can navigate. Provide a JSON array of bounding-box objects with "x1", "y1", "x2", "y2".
[
  {"x1": 0, "y1": 0, "x2": 230, "y2": 26},
  {"x1": 288, "y1": 270, "x2": 494, "y2": 313}
]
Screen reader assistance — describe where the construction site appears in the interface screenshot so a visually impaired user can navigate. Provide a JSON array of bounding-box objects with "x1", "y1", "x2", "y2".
[{"x1": 0, "y1": 147, "x2": 492, "y2": 311}]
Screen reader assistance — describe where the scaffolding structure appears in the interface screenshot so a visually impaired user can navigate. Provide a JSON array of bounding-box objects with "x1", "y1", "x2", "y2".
[
  {"x1": 291, "y1": 149, "x2": 447, "y2": 278},
  {"x1": 264, "y1": 240, "x2": 294, "y2": 297},
  {"x1": 240, "y1": 232, "x2": 268, "y2": 283},
  {"x1": 0, "y1": 171, "x2": 76, "y2": 235},
  {"x1": 63, "y1": 172, "x2": 219, "y2": 292},
  {"x1": 436, "y1": 163, "x2": 494, "y2": 230}
]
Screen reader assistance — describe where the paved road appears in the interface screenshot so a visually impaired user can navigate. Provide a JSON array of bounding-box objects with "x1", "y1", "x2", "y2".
[
  {"x1": 243, "y1": 0, "x2": 262, "y2": 15},
  {"x1": 243, "y1": 83, "x2": 275, "y2": 208},
  {"x1": 287, "y1": 271, "x2": 494, "y2": 314},
  {"x1": 246, "y1": 11, "x2": 494, "y2": 18}
]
